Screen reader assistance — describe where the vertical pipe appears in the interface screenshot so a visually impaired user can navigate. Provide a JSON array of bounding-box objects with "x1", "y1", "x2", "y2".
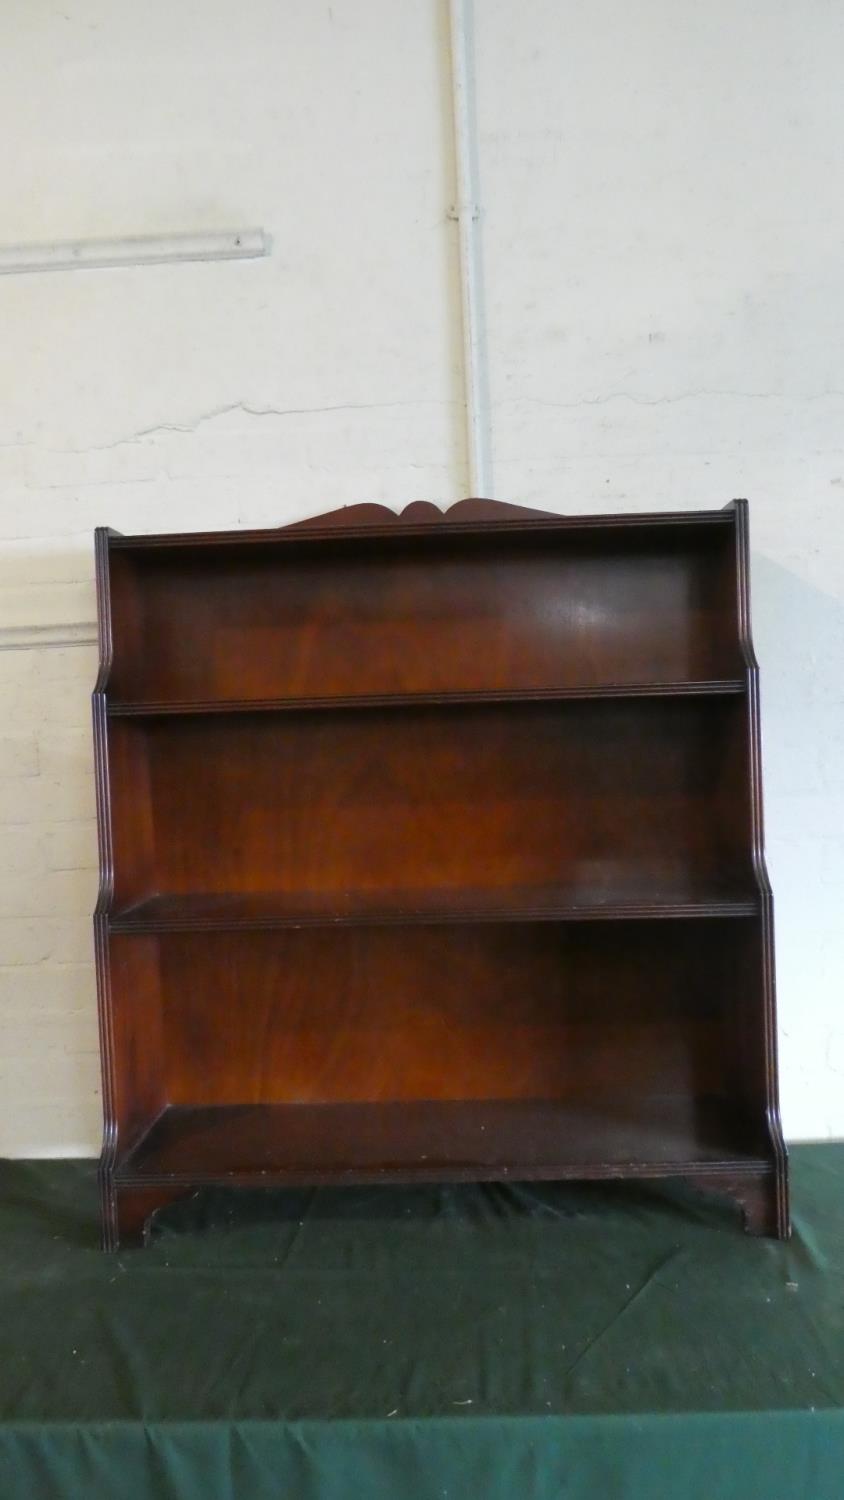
[{"x1": 447, "y1": 0, "x2": 491, "y2": 497}]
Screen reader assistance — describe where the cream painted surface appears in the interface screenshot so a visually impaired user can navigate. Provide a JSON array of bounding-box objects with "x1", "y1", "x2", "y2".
[
  {"x1": 1, "y1": 0, "x2": 841, "y2": 1152},
  {"x1": 0, "y1": 0, "x2": 462, "y2": 1155},
  {"x1": 475, "y1": 0, "x2": 844, "y2": 1142}
]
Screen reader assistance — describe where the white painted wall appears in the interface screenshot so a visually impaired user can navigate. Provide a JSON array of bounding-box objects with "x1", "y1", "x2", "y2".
[
  {"x1": 476, "y1": 0, "x2": 844, "y2": 1141},
  {"x1": 1, "y1": 0, "x2": 841, "y2": 1153}
]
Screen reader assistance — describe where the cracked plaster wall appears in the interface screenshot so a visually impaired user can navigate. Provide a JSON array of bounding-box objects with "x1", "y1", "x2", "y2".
[{"x1": 0, "y1": 0, "x2": 842, "y2": 1153}]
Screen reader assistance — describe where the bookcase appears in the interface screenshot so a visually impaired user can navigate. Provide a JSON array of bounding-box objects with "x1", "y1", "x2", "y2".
[{"x1": 93, "y1": 497, "x2": 789, "y2": 1246}]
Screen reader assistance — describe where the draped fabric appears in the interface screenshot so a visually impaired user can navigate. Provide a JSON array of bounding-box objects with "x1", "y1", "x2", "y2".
[{"x1": 1, "y1": 1148, "x2": 842, "y2": 1499}]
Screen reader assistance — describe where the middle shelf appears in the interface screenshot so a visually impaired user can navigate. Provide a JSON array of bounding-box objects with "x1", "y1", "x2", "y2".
[
  {"x1": 109, "y1": 876, "x2": 759, "y2": 932},
  {"x1": 105, "y1": 694, "x2": 756, "y2": 928}
]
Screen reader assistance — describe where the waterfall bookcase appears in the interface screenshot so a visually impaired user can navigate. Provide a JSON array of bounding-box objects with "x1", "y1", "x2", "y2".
[{"x1": 93, "y1": 498, "x2": 789, "y2": 1247}]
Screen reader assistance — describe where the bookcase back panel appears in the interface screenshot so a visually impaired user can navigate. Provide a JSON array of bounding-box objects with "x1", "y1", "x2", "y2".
[
  {"x1": 111, "y1": 698, "x2": 751, "y2": 903},
  {"x1": 157, "y1": 922, "x2": 737, "y2": 1108},
  {"x1": 107, "y1": 527, "x2": 740, "y2": 702}
]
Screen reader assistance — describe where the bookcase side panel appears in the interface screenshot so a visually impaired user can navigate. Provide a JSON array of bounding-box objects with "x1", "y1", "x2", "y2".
[
  {"x1": 107, "y1": 933, "x2": 167, "y2": 1153},
  {"x1": 731, "y1": 500, "x2": 788, "y2": 1230},
  {"x1": 94, "y1": 533, "x2": 168, "y2": 1226},
  {"x1": 108, "y1": 722, "x2": 158, "y2": 907}
]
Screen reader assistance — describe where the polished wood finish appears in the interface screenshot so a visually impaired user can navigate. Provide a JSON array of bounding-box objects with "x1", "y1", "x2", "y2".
[{"x1": 93, "y1": 498, "x2": 789, "y2": 1247}]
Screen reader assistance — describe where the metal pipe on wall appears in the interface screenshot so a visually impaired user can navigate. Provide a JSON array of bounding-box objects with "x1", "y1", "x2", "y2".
[
  {"x1": 0, "y1": 229, "x2": 270, "y2": 276},
  {"x1": 447, "y1": 0, "x2": 492, "y2": 497}
]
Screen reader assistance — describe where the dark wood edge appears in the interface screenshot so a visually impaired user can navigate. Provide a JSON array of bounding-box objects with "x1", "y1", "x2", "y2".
[
  {"x1": 93, "y1": 528, "x2": 120, "y2": 1242},
  {"x1": 104, "y1": 1162, "x2": 781, "y2": 1247},
  {"x1": 102, "y1": 1182, "x2": 195, "y2": 1252},
  {"x1": 92, "y1": 699, "x2": 113, "y2": 919},
  {"x1": 282, "y1": 498, "x2": 557, "y2": 528},
  {"x1": 105, "y1": 1163, "x2": 782, "y2": 1246},
  {"x1": 731, "y1": 498, "x2": 790, "y2": 1236},
  {"x1": 106, "y1": 680, "x2": 748, "y2": 717},
  {"x1": 109, "y1": 901, "x2": 760, "y2": 934},
  {"x1": 93, "y1": 528, "x2": 114, "y2": 695},
  {"x1": 680, "y1": 1168, "x2": 785, "y2": 1237},
  {"x1": 107, "y1": 498, "x2": 736, "y2": 550},
  {"x1": 99, "y1": 1172, "x2": 118, "y2": 1252},
  {"x1": 94, "y1": 917, "x2": 117, "y2": 1217},
  {"x1": 113, "y1": 1158, "x2": 774, "y2": 1188}
]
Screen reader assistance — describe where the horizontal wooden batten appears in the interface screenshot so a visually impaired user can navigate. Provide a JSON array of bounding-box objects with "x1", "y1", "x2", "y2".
[
  {"x1": 107, "y1": 679, "x2": 747, "y2": 716},
  {"x1": 107, "y1": 507, "x2": 737, "y2": 552},
  {"x1": 109, "y1": 885, "x2": 760, "y2": 932}
]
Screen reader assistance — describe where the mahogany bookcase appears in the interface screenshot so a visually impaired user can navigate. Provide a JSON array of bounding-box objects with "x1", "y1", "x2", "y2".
[{"x1": 93, "y1": 497, "x2": 789, "y2": 1247}]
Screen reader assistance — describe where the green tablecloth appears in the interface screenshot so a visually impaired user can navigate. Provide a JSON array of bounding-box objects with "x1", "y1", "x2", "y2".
[{"x1": 1, "y1": 1147, "x2": 843, "y2": 1498}]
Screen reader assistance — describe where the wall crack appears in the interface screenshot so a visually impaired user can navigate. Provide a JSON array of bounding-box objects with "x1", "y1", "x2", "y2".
[{"x1": 0, "y1": 398, "x2": 457, "y2": 456}]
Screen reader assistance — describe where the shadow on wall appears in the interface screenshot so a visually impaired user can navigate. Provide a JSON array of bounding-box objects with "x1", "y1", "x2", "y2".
[
  {"x1": 750, "y1": 550, "x2": 844, "y2": 1140},
  {"x1": 0, "y1": 549, "x2": 100, "y2": 1157}
]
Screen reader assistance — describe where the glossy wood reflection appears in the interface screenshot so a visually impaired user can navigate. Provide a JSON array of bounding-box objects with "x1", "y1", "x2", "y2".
[
  {"x1": 153, "y1": 922, "x2": 734, "y2": 1107},
  {"x1": 107, "y1": 522, "x2": 742, "y2": 705},
  {"x1": 109, "y1": 697, "x2": 752, "y2": 907}
]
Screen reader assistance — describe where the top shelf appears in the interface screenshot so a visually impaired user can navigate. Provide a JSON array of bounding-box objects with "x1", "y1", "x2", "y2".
[
  {"x1": 105, "y1": 506, "x2": 737, "y2": 552},
  {"x1": 101, "y1": 518, "x2": 746, "y2": 706}
]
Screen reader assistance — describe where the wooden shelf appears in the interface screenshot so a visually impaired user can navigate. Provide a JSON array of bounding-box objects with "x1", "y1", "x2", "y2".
[
  {"x1": 117, "y1": 1097, "x2": 769, "y2": 1183},
  {"x1": 94, "y1": 497, "x2": 789, "y2": 1247},
  {"x1": 108, "y1": 504, "x2": 737, "y2": 552},
  {"x1": 102, "y1": 510, "x2": 745, "y2": 704},
  {"x1": 110, "y1": 877, "x2": 759, "y2": 932},
  {"x1": 105, "y1": 697, "x2": 751, "y2": 915},
  {"x1": 107, "y1": 679, "x2": 747, "y2": 717}
]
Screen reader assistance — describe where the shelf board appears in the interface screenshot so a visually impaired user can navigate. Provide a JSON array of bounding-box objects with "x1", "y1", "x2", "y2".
[
  {"x1": 107, "y1": 507, "x2": 737, "y2": 552},
  {"x1": 117, "y1": 1097, "x2": 770, "y2": 1183},
  {"x1": 110, "y1": 877, "x2": 759, "y2": 932},
  {"x1": 106, "y1": 679, "x2": 747, "y2": 717}
]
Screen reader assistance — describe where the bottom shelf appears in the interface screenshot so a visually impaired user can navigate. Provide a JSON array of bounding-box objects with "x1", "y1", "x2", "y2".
[{"x1": 118, "y1": 1097, "x2": 770, "y2": 1184}]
